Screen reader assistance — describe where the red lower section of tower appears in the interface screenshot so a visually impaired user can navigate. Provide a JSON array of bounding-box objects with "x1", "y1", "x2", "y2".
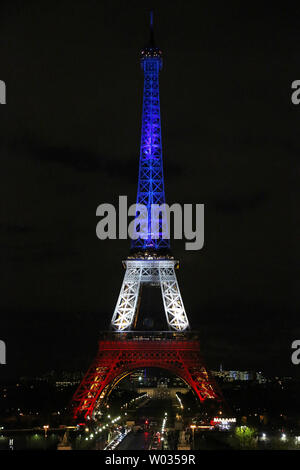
[{"x1": 71, "y1": 336, "x2": 222, "y2": 422}]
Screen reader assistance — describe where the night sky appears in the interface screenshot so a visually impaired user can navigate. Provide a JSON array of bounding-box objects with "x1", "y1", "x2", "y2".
[{"x1": 0, "y1": 1, "x2": 299, "y2": 379}]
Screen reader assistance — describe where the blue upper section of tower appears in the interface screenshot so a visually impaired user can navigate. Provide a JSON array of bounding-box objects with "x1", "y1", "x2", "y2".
[{"x1": 130, "y1": 12, "x2": 170, "y2": 257}]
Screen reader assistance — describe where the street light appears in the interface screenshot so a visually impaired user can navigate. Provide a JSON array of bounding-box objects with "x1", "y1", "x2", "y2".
[
  {"x1": 43, "y1": 425, "x2": 49, "y2": 438},
  {"x1": 190, "y1": 425, "x2": 196, "y2": 450}
]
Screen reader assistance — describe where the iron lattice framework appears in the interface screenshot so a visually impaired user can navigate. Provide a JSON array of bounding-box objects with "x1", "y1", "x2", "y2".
[
  {"x1": 111, "y1": 260, "x2": 189, "y2": 331},
  {"x1": 71, "y1": 13, "x2": 222, "y2": 422},
  {"x1": 112, "y1": 24, "x2": 189, "y2": 332},
  {"x1": 72, "y1": 338, "x2": 220, "y2": 421},
  {"x1": 131, "y1": 32, "x2": 169, "y2": 251}
]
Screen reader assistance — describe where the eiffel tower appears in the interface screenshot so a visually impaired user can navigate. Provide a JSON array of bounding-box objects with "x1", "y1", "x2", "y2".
[{"x1": 71, "y1": 12, "x2": 222, "y2": 422}]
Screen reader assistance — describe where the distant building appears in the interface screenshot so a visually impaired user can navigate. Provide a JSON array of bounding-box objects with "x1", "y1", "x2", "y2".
[{"x1": 212, "y1": 369, "x2": 266, "y2": 383}]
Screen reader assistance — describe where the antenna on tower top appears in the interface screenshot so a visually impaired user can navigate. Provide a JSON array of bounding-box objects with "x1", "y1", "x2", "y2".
[
  {"x1": 149, "y1": 9, "x2": 155, "y2": 46},
  {"x1": 150, "y1": 9, "x2": 154, "y2": 28},
  {"x1": 140, "y1": 8, "x2": 162, "y2": 62}
]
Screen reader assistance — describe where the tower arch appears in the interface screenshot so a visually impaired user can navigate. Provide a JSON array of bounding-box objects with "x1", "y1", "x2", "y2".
[{"x1": 71, "y1": 338, "x2": 221, "y2": 421}]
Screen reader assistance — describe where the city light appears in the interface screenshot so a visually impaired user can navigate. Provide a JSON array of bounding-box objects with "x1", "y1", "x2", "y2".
[
  {"x1": 43, "y1": 425, "x2": 49, "y2": 438},
  {"x1": 161, "y1": 412, "x2": 167, "y2": 436},
  {"x1": 175, "y1": 393, "x2": 184, "y2": 409},
  {"x1": 104, "y1": 428, "x2": 131, "y2": 451},
  {"x1": 213, "y1": 418, "x2": 236, "y2": 424}
]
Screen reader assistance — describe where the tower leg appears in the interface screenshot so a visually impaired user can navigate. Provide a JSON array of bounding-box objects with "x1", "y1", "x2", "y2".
[
  {"x1": 159, "y1": 265, "x2": 189, "y2": 331},
  {"x1": 71, "y1": 338, "x2": 222, "y2": 422},
  {"x1": 111, "y1": 264, "x2": 142, "y2": 331}
]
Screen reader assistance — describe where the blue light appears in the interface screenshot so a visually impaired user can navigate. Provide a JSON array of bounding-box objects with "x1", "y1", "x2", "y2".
[{"x1": 131, "y1": 41, "x2": 170, "y2": 252}]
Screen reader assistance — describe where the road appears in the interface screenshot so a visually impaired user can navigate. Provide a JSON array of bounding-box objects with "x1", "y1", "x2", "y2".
[
  {"x1": 116, "y1": 398, "x2": 174, "y2": 450},
  {"x1": 117, "y1": 431, "x2": 152, "y2": 450}
]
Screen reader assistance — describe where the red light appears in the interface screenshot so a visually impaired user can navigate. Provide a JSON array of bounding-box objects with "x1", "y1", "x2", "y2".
[{"x1": 71, "y1": 339, "x2": 222, "y2": 421}]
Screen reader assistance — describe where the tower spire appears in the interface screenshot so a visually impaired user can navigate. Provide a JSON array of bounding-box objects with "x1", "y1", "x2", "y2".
[
  {"x1": 131, "y1": 10, "x2": 168, "y2": 256},
  {"x1": 149, "y1": 9, "x2": 154, "y2": 46}
]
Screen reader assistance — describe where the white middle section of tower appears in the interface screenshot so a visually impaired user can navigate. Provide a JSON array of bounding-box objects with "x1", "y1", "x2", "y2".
[{"x1": 111, "y1": 260, "x2": 189, "y2": 332}]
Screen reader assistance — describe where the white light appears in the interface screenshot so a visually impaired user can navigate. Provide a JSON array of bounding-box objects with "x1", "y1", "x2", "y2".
[{"x1": 213, "y1": 417, "x2": 236, "y2": 423}]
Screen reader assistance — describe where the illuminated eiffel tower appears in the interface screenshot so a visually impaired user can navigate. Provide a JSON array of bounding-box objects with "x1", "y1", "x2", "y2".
[
  {"x1": 111, "y1": 11, "x2": 188, "y2": 332},
  {"x1": 71, "y1": 12, "x2": 222, "y2": 422}
]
